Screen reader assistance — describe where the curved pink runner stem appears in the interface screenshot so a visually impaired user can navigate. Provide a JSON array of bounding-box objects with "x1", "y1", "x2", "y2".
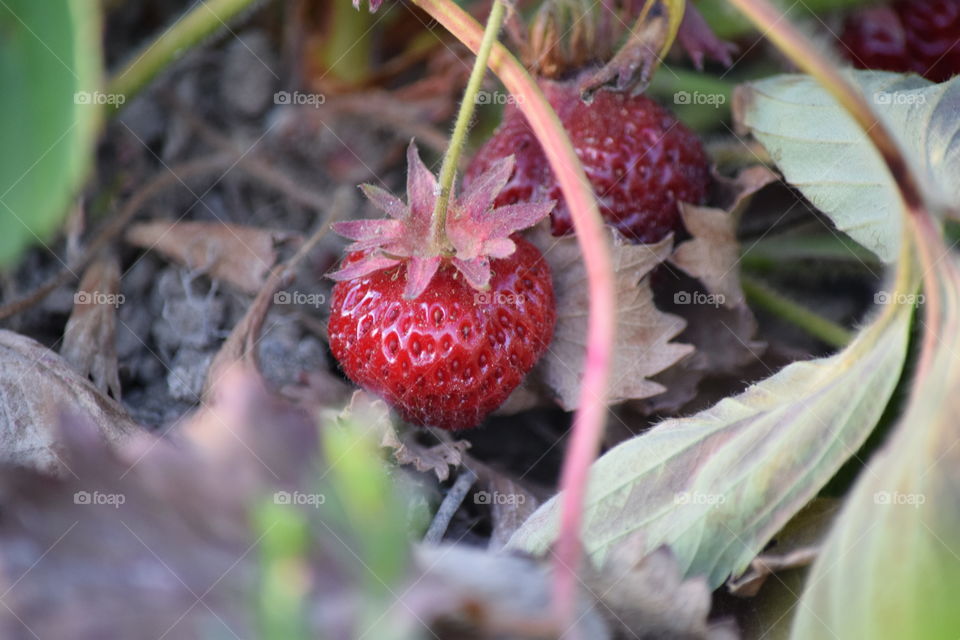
[{"x1": 412, "y1": 0, "x2": 616, "y2": 628}]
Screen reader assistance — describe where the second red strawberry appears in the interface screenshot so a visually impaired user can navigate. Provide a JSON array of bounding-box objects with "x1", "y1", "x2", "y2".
[{"x1": 465, "y1": 74, "x2": 711, "y2": 245}]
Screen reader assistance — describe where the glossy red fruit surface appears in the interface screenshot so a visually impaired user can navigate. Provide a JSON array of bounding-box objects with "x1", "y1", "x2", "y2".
[
  {"x1": 840, "y1": 0, "x2": 960, "y2": 82},
  {"x1": 465, "y1": 77, "x2": 711, "y2": 244},
  {"x1": 328, "y1": 237, "x2": 555, "y2": 430}
]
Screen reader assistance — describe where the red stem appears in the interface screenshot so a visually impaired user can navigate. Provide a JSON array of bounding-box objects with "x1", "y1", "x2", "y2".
[{"x1": 411, "y1": 0, "x2": 616, "y2": 628}]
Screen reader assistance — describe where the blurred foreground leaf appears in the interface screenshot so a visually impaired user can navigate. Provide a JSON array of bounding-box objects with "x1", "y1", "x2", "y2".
[
  {"x1": 0, "y1": 0, "x2": 101, "y2": 265},
  {"x1": 791, "y1": 253, "x2": 960, "y2": 639}
]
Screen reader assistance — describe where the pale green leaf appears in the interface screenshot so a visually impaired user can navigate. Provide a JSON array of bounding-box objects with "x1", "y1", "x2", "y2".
[
  {"x1": 508, "y1": 284, "x2": 915, "y2": 587},
  {"x1": 0, "y1": 0, "x2": 102, "y2": 265},
  {"x1": 791, "y1": 257, "x2": 960, "y2": 640},
  {"x1": 734, "y1": 71, "x2": 960, "y2": 263}
]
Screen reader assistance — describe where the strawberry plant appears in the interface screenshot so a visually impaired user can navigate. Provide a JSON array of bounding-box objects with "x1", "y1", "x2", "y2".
[{"x1": 0, "y1": 0, "x2": 959, "y2": 638}]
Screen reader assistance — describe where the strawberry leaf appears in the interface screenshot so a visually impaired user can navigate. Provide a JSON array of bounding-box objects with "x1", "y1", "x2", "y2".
[
  {"x1": 734, "y1": 71, "x2": 960, "y2": 263},
  {"x1": 529, "y1": 226, "x2": 692, "y2": 409},
  {"x1": 508, "y1": 261, "x2": 917, "y2": 587},
  {"x1": 793, "y1": 255, "x2": 960, "y2": 638}
]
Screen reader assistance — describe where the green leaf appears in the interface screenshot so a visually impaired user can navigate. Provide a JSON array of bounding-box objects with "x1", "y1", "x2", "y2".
[
  {"x1": 0, "y1": 0, "x2": 101, "y2": 265},
  {"x1": 734, "y1": 71, "x2": 960, "y2": 263},
  {"x1": 508, "y1": 269, "x2": 916, "y2": 588},
  {"x1": 791, "y1": 257, "x2": 960, "y2": 640}
]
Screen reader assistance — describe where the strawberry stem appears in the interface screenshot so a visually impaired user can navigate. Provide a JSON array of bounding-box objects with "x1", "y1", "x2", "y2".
[
  {"x1": 741, "y1": 275, "x2": 853, "y2": 348},
  {"x1": 428, "y1": 0, "x2": 506, "y2": 253},
  {"x1": 412, "y1": 0, "x2": 617, "y2": 628}
]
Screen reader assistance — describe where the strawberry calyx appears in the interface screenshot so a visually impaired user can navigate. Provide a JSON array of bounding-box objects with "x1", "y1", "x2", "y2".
[{"x1": 328, "y1": 141, "x2": 555, "y2": 300}]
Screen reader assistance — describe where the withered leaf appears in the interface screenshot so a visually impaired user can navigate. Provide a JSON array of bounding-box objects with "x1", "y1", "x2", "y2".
[
  {"x1": 381, "y1": 424, "x2": 469, "y2": 483},
  {"x1": 672, "y1": 204, "x2": 744, "y2": 308},
  {"x1": 670, "y1": 166, "x2": 777, "y2": 308},
  {"x1": 0, "y1": 372, "x2": 330, "y2": 640},
  {"x1": 0, "y1": 330, "x2": 139, "y2": 474},
  {"x1": 126, "y1": 220, "x2": 300, "y2": 294},
  {"x1": 587, "y1": 537, "x2": 738, "y2": 639},
  {"x1": 335, "y1": 391, "x2": 469, "y2": 482},
  {"x1": 414, "y1": 544, "x2": 610, "y2": 639},
  {"x1": 578, "y1": 0, "x2": 683, "y2": 96},
  {"x1": 60, "y1": 255, "x2": 123, "y2": 400},
  {"x1": 637, "y1": 291, "x2": 765, "y2": 416},
  {"x1": 727, "y1": 498, "x2": 838, "y2": 597},
  {"x1": 531, "y1": 227, "x2": 692, "y2": 409}
]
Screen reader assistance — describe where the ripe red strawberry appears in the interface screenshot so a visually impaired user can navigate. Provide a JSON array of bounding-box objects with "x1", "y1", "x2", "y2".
[
  {"x1": 839, "y1": 0, "x2": 960, "y2": 82},
  {"x1": 465, "y1": 75, "x2": 710, "y2": 244},
  {"x1": 327, "y1": 143, "x2": 556, "y2": 430}
]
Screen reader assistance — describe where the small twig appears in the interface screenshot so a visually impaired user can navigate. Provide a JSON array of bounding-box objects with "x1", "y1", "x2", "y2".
[
  {"x1": 742, "y1": 274, "x2": 853, "y2": 348},
  {"x1": 423, "y1": 469, "x2": 478, "y2": 545}
]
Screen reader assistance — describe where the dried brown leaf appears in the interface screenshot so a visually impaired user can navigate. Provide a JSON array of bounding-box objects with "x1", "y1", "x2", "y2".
[
  {"x1": 203, "y1": 186, "x2": 348, "y2": 400},
  {"x1": 125, "y1": 220, "x2": 300, "y2": 294},
  {"x1": 727, "y1": 498, "x2": 838, "y2": 597},
  {"x1": 530, "y1": 227, "x2": 693, "y2": 409},
  {"x1": 413, "y1": 545, "x2": 610, "y2": 639},
  {"x1": 281, "y1": 370, "x2": 352, "y2": 417},
  {"x1": 0, "y1": 330, "x2": 139, "y2": 474},
  {"x1": 0, "y1": 371, "x2": 330, "y2": 639},
  {"x1": 670, "y1": 166, "x2": 777, "y2": 308},
  {"x1": 672, "y1": 204, "x2": 745, "y2": 308},
  {"x1": 578, "y1": 0, "x2": 681, "y2": 96},
  {"x1": 381, "y1": 425, "x2": 469, "y2": 483},
  {"x1": 637, "y1": 297, "x2": 765, "y2": 416},
  {"x1": 334, "y1": 391, "x2": 469, "y2": 482},
  {"x1": 60, "y1": 255, "x2": 122, "y2": 399},
  {"x1": 588, "y1": 535, "x2": 739, "y2": 639}
]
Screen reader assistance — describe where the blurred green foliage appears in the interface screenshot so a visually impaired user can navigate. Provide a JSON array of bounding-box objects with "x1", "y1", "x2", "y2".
[{"x1": 0, "y1": 0, "x2": 101, "y2": 266}]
